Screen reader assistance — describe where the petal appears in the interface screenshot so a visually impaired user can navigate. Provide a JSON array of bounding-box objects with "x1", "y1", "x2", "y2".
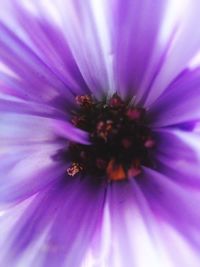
[
  {"x1": 86, "y1": 179, "x2": 200, "y2": 267},
  {"x1": 138, "y1": 167, "x2": 200, "y2": 251},
  {"x1": 154, "y1": 128, "x2": 200, "y2": 188},
  {"x1": 111, "y1": 0, "x2": 169, "y2": 100},
  {"x1": 149, "y1": 68, "x2": 200, "y2": 127},
  {"x1": 0, "y1": 95, "x2": 66, "y2": 119},
  {"x1": 0, "y1": 151, "x2": 65, "y2": 204},
  {"x1": 1, "y1": 179, "x2": 105, "y2": 267},
  {"x1": 0, "y1": 71, "x2": 40, "y2": 101},
  {"x1": 52, "y1": 119, "x2": 90, "y2": 145},
  {"x1": 9, "y1": 1, "x2": 90, "y2": 97},
  {"x1": 0, "y1": 0, "x2": 113, "y2": 100},
  {"x1": 54, "y1": 0, "x2": 113, "y2": 98},
  {"x1": 0, "y1": 114, "x2": 66, "y2": 204},
  {"x1": 145, "y1": 0, "x2": 200, "y2": 106},
  {"x1": 0, "y1": 22, "x2": 75, "y2": 106}
]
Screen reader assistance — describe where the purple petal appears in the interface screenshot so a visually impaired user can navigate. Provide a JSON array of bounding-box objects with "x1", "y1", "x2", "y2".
[
  {"x1": 0, "y1": 114, "x2": 67, "y2": 204},
  {"x1": 110, "y1": 0, "x2": 170, "y2": 99},
  {"x1": 145, "y1": 1, "x2": 200, "y2": 105},
  {"x1": 53, "y1": 0, "x2": 112, "y2": 98},
  {"x1": 0, "y1": 148, "x2": 65, "y2": 204},
  {"x1": 138, "y1": 167, "x2": 200, "y2": 251},
  {"x1": 154, "y1": 128, "x2": 200, "y2": 188},
  {"x1": 52, "y1": 119, "x2": 90, "y2": 145},
  {"x1": 11, "y1": 2, "x2": 90, "y2": 97},
  {"x1": 1, "y1": 179, "x2": 105, "y2": 267},
  {"x1": 89, "y1": 180, "x2": 170, "y2": 267},
  {"x1": 0, "y1": 22, "x2": 75, "y2": 104},
  {"x1": 149, "y1": 68, "x2": 200, "y2": 127},
  {"x1": 0, "y1": 72, "x2": 39, "y2": 101},
  {"x1": 0, "y1": 96, "x2": 66, "y2": 119}
]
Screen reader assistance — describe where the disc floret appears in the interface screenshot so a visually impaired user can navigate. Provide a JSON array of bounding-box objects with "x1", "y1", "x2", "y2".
[{"x1": 67, "y1": 94, "x2": 155, "y2": 181}]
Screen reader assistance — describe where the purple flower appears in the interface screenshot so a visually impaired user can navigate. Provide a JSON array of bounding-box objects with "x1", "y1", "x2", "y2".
[{"x1": 1, "y1": 0, "x2": 200, "y2": 266}]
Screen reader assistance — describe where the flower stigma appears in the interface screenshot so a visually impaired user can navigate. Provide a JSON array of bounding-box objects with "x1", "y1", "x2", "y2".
[{"x1": 67, "y1": 94, "x2": 155, "y2": 182}]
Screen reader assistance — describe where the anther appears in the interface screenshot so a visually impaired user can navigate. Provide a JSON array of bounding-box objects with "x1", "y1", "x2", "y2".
[
  {"x1": 144, "y1": 137, "x2": 155, "y2": 148},
  {"x1": 96, "y1": 158, "x2": 107, "y2": 170},
  {"x1": 126, "y1": 108, "x2": 144, "y2": 120},
  {"x1": 109, "y1": 93, "x2": 124, "y2": 108},
  {"x1": 128, "y1": 166, "x2": 142, "y2": 178},
  {"x1": 96, "y1": 120, "x2": 113, "y2": 141},
  {"x1": 121, "y1": 138, "x2": 132, "y2": 149},
  {"x1": 71, "y1": 116, "x2": 85, "y2": 127},
  {"x1": 67, "y1": 162, "x2": 83, "y2": 176},
  {"x1": 75, "y1": 95, "x2": 93, "y2": 107},
  {"x1": 106, "y1": 159, "x2": 126, "y2": 181}
]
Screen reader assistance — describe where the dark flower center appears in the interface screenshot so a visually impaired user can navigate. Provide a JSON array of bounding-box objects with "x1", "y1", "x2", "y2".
[{"x1": 67, "y1": 94, "x2": 155, "y2": 181}]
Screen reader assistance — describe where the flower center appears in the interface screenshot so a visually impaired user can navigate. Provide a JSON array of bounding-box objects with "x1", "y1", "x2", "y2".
[{"x1": 67, "y1": 94, "x2": 155, "y2": 181}]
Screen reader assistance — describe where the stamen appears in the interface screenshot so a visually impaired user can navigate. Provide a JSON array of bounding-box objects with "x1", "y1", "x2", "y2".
[
  {"x1": 128, "y1": 166, "x2": 142, "y2": 178},
  {"x1": 96, "y1": 158, "x2": 107, "y2": 170},
  {"x1": 126, "y1": 107, "x2": 144, "y2": 120},
  {"x1": 109, "y1": 93, "x2": 124, "y2": 108},
  {"x1": 67, "y1": 162, "x2": 83, "y2": 176},
  {"x1": 96, "y1": 120, "x2": 113, "y2": 141},
  {"x1": 106, "y1": 159, "x2": 126, "y2": 181},
  {"x1": 71, "y1": 115, "x2": 86, "y2": 127},
  {"x1": 121, "y1": 138, "x2": 132, "y2": 149},
  {"x1": 75, "y1": 95, "x2": 93, "y2": 107},
  {"x1": 144, "y1": 137, "x2": 155, "y2": 148}
]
